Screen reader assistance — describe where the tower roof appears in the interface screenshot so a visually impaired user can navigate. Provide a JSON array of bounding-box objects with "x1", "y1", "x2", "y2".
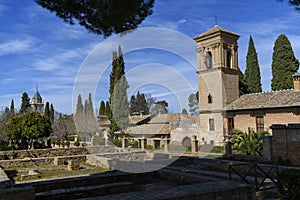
[
  {"x1": 33, "y1": 85, "x2": 42, "y2": 100},
  {"x1": 194, "y1": 25, "x2": 239, "y2": 41}
]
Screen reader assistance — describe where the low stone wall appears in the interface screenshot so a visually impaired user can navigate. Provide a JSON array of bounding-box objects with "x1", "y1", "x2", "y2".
[
  {"x1": 0, "y1": 157, "x2": 54, "y2": 168},
  {"x1": 54, "y1": 155, "x2": 87, "y2": 165},
  {"x1": 0, "y1": 147, "x2": 89, "y2": 160}
]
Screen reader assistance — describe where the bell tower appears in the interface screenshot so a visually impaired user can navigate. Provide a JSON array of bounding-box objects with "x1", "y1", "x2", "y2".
[{"x1": 194, "y1": 25, "x2": 239, "y2": 144}]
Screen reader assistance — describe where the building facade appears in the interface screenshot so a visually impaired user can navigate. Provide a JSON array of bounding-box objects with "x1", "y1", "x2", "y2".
[{"x1": 194, "y1": 25, "x2": 240, "y2": 144}]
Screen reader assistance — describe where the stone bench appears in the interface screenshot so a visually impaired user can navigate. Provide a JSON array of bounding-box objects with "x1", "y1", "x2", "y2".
[{"x1": 67, "y1": 160, "x2": 80, "y2": 171}]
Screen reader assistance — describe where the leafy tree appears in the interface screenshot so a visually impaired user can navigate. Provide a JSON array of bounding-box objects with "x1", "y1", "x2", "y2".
[
  {"x1": 53, "y1": 113, "x2": 76, "y2": 140},
  {"x1": 99, "y1": 100, "x2": 106, "y2": 115},
  {"x1": 244, "y1": 36, "x2": 262, "y2": 93},
  {"x1": 10, "y1": 100, "x2": 15, "y2": 116},
  {"x1": 188, "y1": 93, "x2": 199, "y2": 117},
  {"x1": 35, "y1": 0, "x2": 155, "y2": 37},
  {"x1": 129, "y1": 95, "x2": 137, "y2": 115},
  {"x1": 6, "y1": 111, "x2": 52, "y2": 149},
  {"x1": 181, "y1": 108, "x2": 188, "y2": 115},
  {"x1": 271, "y1": 34, "x2": 299, "y2": 90},
  {"x1": 151, "y1": 100, "x2": 168, "y2": 115},
  {"x1": 229, "y1": 129, "x2": 269, "y2": 156},
  {"x1": 19, "y1": 92, "x2": 30, "y2": 114},
  {"x1": 278, "y1": 0, "x2": 300, "y2": 10}
]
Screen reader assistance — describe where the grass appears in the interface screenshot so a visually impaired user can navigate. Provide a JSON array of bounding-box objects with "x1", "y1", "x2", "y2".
[{"x1": 4, "y1": 162, "x2": 111, "y2": 182}]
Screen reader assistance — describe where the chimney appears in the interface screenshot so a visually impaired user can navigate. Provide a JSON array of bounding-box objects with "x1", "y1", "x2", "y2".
[{"x1": 293, "y1": 73, "x2": 300, "y2": 90}]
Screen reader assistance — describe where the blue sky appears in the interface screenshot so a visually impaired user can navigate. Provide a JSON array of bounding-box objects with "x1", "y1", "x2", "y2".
[{"x1": 0, "y1": 0, "x2": 300, "y2": 114}]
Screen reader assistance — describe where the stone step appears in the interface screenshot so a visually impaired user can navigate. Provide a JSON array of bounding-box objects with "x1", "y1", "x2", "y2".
[{"x1": 35, "y1": 181, "x2": 135, "y2": 200}]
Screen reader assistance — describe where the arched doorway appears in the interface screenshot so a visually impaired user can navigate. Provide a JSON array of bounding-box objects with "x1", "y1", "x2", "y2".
[{"x1": 182, "y1": 136, "x2": 191, "y2": 148}]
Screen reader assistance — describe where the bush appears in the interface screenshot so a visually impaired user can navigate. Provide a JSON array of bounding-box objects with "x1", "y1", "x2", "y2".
[
  {"x1": 74, "y1": 140, "x2": 80, "y2": 147},
  {"x1": 131, "y1": 141, "x2": 138, "y2": 148},
  {"x1": 211, "y1": 146, "x2": 224, "y2": 153},
  {"x1": 146, "y1": 145, "x2": 153, "y2": 149},
  {"x1": 278, "y1": 169, "x2": 300, "y2": 199}
]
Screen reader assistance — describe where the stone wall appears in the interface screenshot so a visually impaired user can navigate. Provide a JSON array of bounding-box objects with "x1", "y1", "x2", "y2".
[
  {"x1": 271, "y1": 124, "x2": 300, "y2": 165},
  {"x1": 0, "y1": 186, "x2": 35, "y2": 200}
]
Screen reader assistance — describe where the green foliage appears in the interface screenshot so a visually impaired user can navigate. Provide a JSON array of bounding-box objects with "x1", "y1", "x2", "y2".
[
  {"x1": 278, "y1": 169, "x2": 300, "y2": 199},
  {"x1": 244, "y1": 36, "x2": 262, "y2": 93},
  {"x1": 19, "y1": 92, "x2": 30, "y2": 114},
  {"x1": 146, "y1": 144, "x2": 153, "y2": 149},
  {"x1": 44, "y1": 102, "x2": 50, "y2": 119},
  {"x1": 50, "y1": 104, "x2": 54, "y2": 125},
  {"x1": 151, "y1": 100, "x2": 168, "y2": 115},
  {"x1": 35, "y1": 0, "x2": 154, "y2": 37},
  {"x1": 188, "y1": 93, "x2": 199, "y2": 116},
  {"x1": 181, "y1": 108, "x2": 188, "y2": 115},
  {"x1": 10, "y1": 100, "x2": 15, "y2": 116},
  {"x1": 99, "y1": 100, "x2": 106, "y2": 115},
  {"x1": 229, "y1": 129, "x2": 269, "y2": 156},
  {"x1": 271, "y1": 34, "x2": 299, "y2": 90},
  {"x1": 238, "y1": 67, "x2": 249, "y2": 95},
  {"x1": 131, "y1": 140, "x2": 139, "y2": 148},
  {"x1": 76, "y1": 94, "x2": 84, "y2": 115},
  {"x1": 109, "y1": 47, "x2": 129, "y2": 136},
  {"x1": 6, "y1": 111, "x2": 52, "y2": 149},
  {"x1": 129, "y1": 91, "x2": 149, "y2": 115}
]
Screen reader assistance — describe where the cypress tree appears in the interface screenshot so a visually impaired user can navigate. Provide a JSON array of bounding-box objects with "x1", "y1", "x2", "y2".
[
  {"x1": 10, "y1": 99, "x2": 15, "y2": 115},
  {"x1": 244, "y1": 36, "x2": 262, "y2": 93},
  {"x1": 109, "y1": 46, "x2": 129, "y2": 135},
  {"x1": 44, "y1": 102, "x2": 50, "y2": 118},
  {"x1": 238, "y1": 67, "x2": 249, "y2": 95},
  {"x1": 20, "y1": 92, "x2": 30, "y2": 114},
  {"x1": 76, "y1": 94, "x2": 83, "y2": 115},
  {"x1": 50, "y1": 103, "x2": 54, "y2": 124},
  {"x1": 105, "y1": 101, "x2": 110, "y2": 117},
  {"x1": 271, "y1": 34, "x2": 299, "y2": 91},
  {"x1": 99, "y1": 101, "x2": 106, "y2": 115}
]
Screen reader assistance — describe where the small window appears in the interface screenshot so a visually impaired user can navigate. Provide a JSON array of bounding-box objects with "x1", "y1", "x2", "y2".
[
  {"x1": 227, "y1": 118, "x2": 234, "y2": 135},
  {"x1": 205, "y1": 51, "x2": 212, "y2": 69},
  {"x1": 208, "y1": 94, "x2": 213, "y2": 104},
  {"x1": 256, "y1": 116, "x2": 264, "y2": 132},
  {"x1": 209, "y1": 118, "x2": 215, "y2": 131}
]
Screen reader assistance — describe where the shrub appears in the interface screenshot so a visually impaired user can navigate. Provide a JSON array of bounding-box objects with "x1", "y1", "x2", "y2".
[
  {"x1": 278, "y1": 169, "x2": 300, "y2": 199},
  {"x1": 74, "y1": 140, "x2": 80, "y2": 147},
  {"x1": 131, "y1": 141, "x2": 138, "y2": 148},
  {"x1": 146, "y1": 145, "x2": 153, "y2": 149}
]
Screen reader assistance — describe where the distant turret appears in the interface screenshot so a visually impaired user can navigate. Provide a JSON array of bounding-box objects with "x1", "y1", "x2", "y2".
[{"x1": 31, "y1": 85, "x2": 44, "y2": 113}]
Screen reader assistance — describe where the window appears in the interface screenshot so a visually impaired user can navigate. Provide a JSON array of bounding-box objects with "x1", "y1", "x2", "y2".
[
  {"x1": 208, "y1": 94, "x2": 213, "y2": 104},
  {"x1": 209, "y1": 118, "x2": 215, "y2": 131},
  {"x1": 256, "y1": 116, "x2": 264, "y2": 132},
  {"x1": 227, "y1": 118, "x2": 234, "y2": 135},
  {"x1": 226, "y1": 50, "x2": 232, "y2": 68},
  {"x1": 205, "y1": 51, "x2": 212, "y2": 69}
]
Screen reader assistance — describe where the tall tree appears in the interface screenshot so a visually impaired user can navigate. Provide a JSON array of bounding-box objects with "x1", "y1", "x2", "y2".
[
  {"x1": 244, "y1": 36, "x2": 262, "y2": 93},
  {"x1": 20, "y1": 92, "x2": 30, "y2": 114},
  {"x1": 44, "y1": 102, "x2": 50, "y2": 119},
  {"x1": 35, "y1": 0, "x2": 154, "y2": 37},
  {"x1": 129, "y1": 92, "x2": 149, "y2": 115},
  {"x1": 99, "y1": 100, "x2": 106, "y2": 115},
  {"x1": 271, "y1": 34, "x2": 299, "y2": 91},
  {"x1": 238, "y1": 67, "x2": 249, "y2": 95},
  {"x1": 50, "y1": 103, "x2": 55, "y2": 125},
  {"x1": 181, "y1": 108, "x2": 188, "y2": 115},
  {"x1": 109, "y1": 46, "x2": 129, "y2": 136},
  {"x1": 10, "y1": 99, "x2": 15, "y2": 116},
  {"x1": 76, "y1": 94, "x2": 84, "y2": 115},
  {"x1": 188, "y1": 93, "x2": 199, "y2": 117}
]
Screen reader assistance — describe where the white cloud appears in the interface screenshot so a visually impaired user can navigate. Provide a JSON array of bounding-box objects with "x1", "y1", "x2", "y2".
[{"x1": 0, "y1": 38, "x2": 37, "y2": 56}]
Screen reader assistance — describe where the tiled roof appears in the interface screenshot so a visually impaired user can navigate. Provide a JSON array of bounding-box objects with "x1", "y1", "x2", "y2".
[
  {"x1": 127, "y1": 123, "x2": 171, "y2": 135},
  {"x1": 149, "y1": 114, "x2": 180, "y2": 123},
  {"x1": 194, "y1": 25, "x2": 239, "y2": 40},
  {"x1": 129, "y1": 115, "x2": 150, "y2": 124},
  {"x1": 225, "y1": 89, "x2": 300, "y2": 111}
]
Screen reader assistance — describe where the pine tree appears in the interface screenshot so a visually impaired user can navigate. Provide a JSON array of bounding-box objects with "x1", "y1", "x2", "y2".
[
  {"x1": 244, "y1": 36, "x2": 262, "y2": 93},
  {"x1": 181, "y1": 108, "x2": 188, "y2": 115},
  {"x1": 271, "y1": 34, "x2": 299, "y2": 90},
  {"x1": 20, "y1": 92, "x2": 30, "y2": 114},
  {"x1": 99, "y1": 101, "x2": 106, "y2": 115},
  {"x1": 10, "y1": 99, "x2": 15, "y2": 115},
  {"x1": 44, "y1": 102, "x2": 50, "y2": 118},
  {"x1": 105, "y1": 101, "x2": 110, "y2": 116},
  {"x1": 129, "y1": 95, "x2": 136, "y2": 115}
]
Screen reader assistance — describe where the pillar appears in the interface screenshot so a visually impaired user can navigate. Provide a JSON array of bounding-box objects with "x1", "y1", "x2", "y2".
[
  {"x1": 262, "y1": 136, "x2": 272, "y2": 161},
  {"x1": 164, "y1": 136, "x2": 169, "y2": 153},
  {"x1": 225, "y1": 141, "x2": 232, "y2": 157},
  {"x1": 122, "y1": 136, "x2": 127, "y2": 149},
  {"x1": 141, "y1": 137, "x2": 146, "y2": 151}
]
